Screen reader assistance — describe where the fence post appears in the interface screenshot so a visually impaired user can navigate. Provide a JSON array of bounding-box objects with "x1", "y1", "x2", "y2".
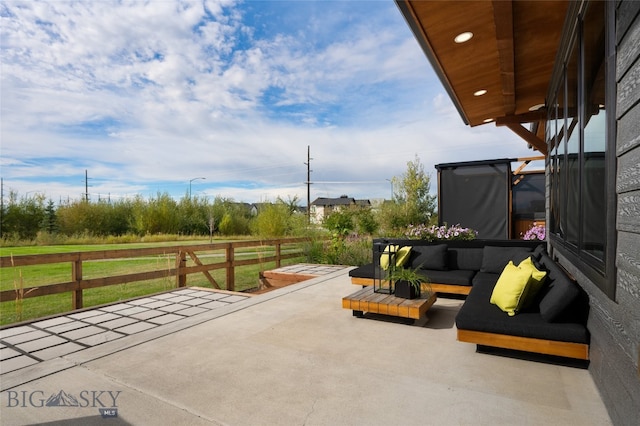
[
  {"x1": 226, "y1": 244, "x2": 235, "y2": 291},
  {"x1": 176, "y1": 250, "x2": 187, "y2": 287},
  {"x1": 275, "y1": 242, "x2": 282, "y2": 268},
  {"x1": 72, "y1": 257, "x2": 83, "y2": 310}
]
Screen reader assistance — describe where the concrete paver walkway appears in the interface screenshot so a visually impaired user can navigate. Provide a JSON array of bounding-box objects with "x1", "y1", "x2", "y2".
[
  {"x1": 1, "y1": 264, "x2": 344, "y2": 377},
  {"x1": 0, "y1": 268, "x2": 611, "y2": 425},
  {"x1": 1, "y1": 288, "x2": 251, "y2": 375}
]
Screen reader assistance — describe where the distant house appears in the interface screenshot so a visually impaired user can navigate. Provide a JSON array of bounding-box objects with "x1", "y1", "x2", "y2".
[{"x1": 310, "y1": 195, "x2": 370, "y2": 224}]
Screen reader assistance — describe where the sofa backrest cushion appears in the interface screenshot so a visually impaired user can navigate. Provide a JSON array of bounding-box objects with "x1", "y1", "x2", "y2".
[
  {"x1": 538, "y1": 254, "x2": 581, "y2": 322},
  {"x1": 532, "y1": 244, "x2": 547, "y2": 260},
  {"x1": 409, "y1": 244, "x2": 448, "y2": 271},
  {"x1": 447, "y1": 248, "x2": 484, "y2": 271},
  {"x1": 480, "y1": 246, "x2": 533, "y2": 273}
]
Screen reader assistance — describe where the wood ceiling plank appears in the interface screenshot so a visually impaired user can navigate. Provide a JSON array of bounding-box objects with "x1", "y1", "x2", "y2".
[
  {"x1": 399, "y1": 0, "x2": 568, "y2": 131},
  {"x1": 492, "y1": 0, "x2": 516, "y2": 116}
]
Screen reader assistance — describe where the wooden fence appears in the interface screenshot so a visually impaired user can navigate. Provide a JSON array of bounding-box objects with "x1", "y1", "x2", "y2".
[{"x1": 0, "y1": 237, "x2": 310, "y2": 311}]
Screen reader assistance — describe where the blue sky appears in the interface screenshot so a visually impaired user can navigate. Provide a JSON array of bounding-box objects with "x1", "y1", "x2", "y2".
[{"x1": 1, "y1": 0, "x2": 536, "y2": 205}]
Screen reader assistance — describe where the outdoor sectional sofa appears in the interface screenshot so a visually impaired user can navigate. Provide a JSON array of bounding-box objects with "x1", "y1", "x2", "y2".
[{"x1": 348, "y1": 238, "x2": 590, "y2": 360}]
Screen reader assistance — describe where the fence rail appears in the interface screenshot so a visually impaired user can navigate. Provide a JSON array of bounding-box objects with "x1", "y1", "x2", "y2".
[{"x1": 0, "y1": 237, "x2": 310, "y2": 311}]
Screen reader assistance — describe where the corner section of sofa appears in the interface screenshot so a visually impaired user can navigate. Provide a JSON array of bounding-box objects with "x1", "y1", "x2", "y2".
[{"x1": 455, "y1": 254, "x2": 590, "y2": 360}]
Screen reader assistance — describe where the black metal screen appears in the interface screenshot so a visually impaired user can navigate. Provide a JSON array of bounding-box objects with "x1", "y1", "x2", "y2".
[{"x1": 438, "y1": 161, "x2": 511, "y2": 239}]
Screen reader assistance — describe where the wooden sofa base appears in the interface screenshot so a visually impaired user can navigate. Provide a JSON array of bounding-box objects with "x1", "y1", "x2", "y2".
[
  {"x1": 457, "y1": 329, "x2": 589, "y2": 360},
  {"x1": 350, "y1": 277, "x2": 471, "y2": 296}
]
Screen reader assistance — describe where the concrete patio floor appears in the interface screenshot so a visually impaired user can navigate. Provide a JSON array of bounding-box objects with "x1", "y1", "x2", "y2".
[{"x1": 1, "y1": 268, "x2": 611, "y2": 425}]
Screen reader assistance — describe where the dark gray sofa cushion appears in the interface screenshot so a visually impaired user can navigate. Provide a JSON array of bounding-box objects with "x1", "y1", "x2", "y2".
[
  {"x1": 538, "y1": 254, "x2": 581, "y2": 322},
  {"x1": 480, "y1": 246, "x2": 533, "y2": 273},
  {"x1": 532, "y1": 244, "x2": 547, "y2": 260},
  {"x1": 455, "y1": 278, "x2": 589, "y2": 344},
  {"x1": 471, "y1": 271, "x2": 500, "y2": 288},
  {"x1": 447, "y1": 247, "x2": 484, "y2": 271},
  {"x1": 349, "y1": 264, "x2": 474, "y2": 287},
  {"x1": 348, "y1": 264, "x2": 377, "y2": 279},
  {"x1": 409, "y1": 244, "x2": 448, "y2": 270},
  {"x1": 418, "y1": 269, "x2": 475, "y2": 286}
]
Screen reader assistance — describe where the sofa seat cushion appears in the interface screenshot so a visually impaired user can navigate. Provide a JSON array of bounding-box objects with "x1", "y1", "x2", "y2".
[
  {"x1": 471, "y1": 271, "x2": 500, "y2": 287},
  {"x1": 348, "y1": 264, "x2": 377, "y2": 279},
  {"x1": 455, "y1": 279, "x2": 589, "y2": 344},
  {"x1": 418, "y1": 269, "x2": 475, "y2": 286}
]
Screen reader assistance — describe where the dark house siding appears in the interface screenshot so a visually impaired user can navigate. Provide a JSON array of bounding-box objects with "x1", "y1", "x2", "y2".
[{"x1": 554, "y1": 2, "x2": 640, "y2": 424}]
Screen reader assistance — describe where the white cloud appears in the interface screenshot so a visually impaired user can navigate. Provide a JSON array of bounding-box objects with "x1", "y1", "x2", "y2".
[{"x1": 1, "y1": 0, "x2": 536, "y2": 205}]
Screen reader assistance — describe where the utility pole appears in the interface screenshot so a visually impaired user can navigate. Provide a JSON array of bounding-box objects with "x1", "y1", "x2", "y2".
[
  {"x1": 304, "y1": 145, "x2": 313, "y2": 224},
  {"x1": 85, "y1": 169, "x2": 89, "y2": 202}
]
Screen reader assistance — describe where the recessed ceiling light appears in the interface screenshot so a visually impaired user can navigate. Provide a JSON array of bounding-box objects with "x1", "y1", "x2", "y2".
[
  {"x1": 483, "y1": 118, "x2": 494, "y2": 123},
  {"x1": 474, "y1": 89, "x2": 487, "y2": 96},
  {"x1": 454, "y1": 32, "x2": 473, "y2": 43},
  {"x1": 529, "y1": 103, "x2": 545, "y2": 111}
]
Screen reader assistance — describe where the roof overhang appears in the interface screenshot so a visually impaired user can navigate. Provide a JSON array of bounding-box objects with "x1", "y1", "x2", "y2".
[{"x1": 396, "y1": 0, "x2": 570, "y2": 154}]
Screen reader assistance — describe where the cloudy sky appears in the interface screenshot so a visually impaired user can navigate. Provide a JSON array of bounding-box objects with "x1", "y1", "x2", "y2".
[{"x1": 1, "y1": 0, "x2": 536, "y2": 205}]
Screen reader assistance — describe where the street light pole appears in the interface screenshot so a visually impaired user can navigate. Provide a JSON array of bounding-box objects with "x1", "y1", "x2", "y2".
[{"x1": 189, "y1": 177, "x2": 206, "y2": 198}]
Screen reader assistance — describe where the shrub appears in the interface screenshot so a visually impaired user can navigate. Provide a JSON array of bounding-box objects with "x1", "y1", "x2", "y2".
[
  {"x1": 404, "y1": 223, "x2": 478, "y2": 241},
  {"x1": 522, "y1": 223, "x2": 546, "y2": 240},
  {"x1": 252, "y1": 203, "x2": 290, "y2": 237},
  {"x1": 333, "y1": 234, "x2": 372, "y2": 266}
]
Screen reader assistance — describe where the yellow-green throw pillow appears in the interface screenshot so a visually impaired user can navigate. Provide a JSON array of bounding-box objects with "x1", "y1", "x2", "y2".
[
  {"x1": 380, "y1": 245, "x2": 412, "y2": 270},
  {"x1": 380, "y1": 245, "x2": 399, "y2": 270},
  {"x1": 518, "y1": 256, "x2": 548, "y2": 307},
  {"x1": 490, "y1": 261, "x2": 533, "y2": 316},
  {"x1": 395, "y1": 246, "x2": 412, "y2": 268}
]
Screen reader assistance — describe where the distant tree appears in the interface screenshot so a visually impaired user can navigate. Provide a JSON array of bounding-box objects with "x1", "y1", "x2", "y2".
[
  {"x1": 354, "y1": 208, "x2": 378, "y2": 235},
  {"x1": 42, "y1": 199, "x2": 58, "y2": 234},
  {"x1": 277, "y1": 195, "x2": 301, "y2": 214},
  {"x1": 218, "y1": 212, "x2": 251, "y2": 236},
  {"x1": 323, "y1": 209, "x2": 355, "y2": 236},
  {"x1": 177, "y1": 195, "x2": 209, "y2": 235},
  {"x1": 379, "y1": 155, "x2": 437, "y2": 234},
  {"x1": 252, "y1": 202, "x2": 290, "y2": 237},
  {"x1": 2, "y1": 192, "x2": 47, "y2": 240}
]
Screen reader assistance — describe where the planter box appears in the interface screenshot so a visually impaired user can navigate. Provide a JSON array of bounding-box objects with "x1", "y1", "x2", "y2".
[{"x1": 394, "y1": 280, "x2": 420, "y2": 299}]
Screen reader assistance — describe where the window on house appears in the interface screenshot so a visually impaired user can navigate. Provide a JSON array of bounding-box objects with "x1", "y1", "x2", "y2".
[{"x1": 547, "y1": 0, "x2": 615, "y2": 298}]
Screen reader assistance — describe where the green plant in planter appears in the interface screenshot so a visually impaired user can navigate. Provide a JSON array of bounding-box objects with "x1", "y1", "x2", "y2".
[{"x1": 390, "y1": 266, "x2": 431, "y2": 299}]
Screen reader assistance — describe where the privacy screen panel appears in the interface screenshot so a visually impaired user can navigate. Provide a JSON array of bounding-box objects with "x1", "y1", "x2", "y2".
[{"x1": 439, "y1": 163, "x2": 510, "y2": 239}]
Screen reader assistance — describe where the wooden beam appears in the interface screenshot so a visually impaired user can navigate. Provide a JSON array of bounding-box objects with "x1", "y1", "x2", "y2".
[
  {"x1": 504, "y1": 123, "x2": 548, "y2": 155},
  {"x1": 513, "y1": 156, "x2": 545, "y2": 175},
  {"x1": 492, "y1": 0, "x2": 516, "y2": 115},
  {"x1": 495, "y1": 110, "x2": 548, "y2": 125},
  {"x1": 186, "y1": 250, "x2": 221, "y2": 289}
]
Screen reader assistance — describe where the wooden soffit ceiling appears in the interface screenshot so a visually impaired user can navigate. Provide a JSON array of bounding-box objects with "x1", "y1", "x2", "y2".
[{"x1": 396, "y1": 0, "x2": 568, "y2": 133}]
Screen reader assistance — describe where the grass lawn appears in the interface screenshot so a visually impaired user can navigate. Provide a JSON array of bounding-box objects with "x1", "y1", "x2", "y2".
[{"x1": 0, "y1": 240, "x2": 308, "y2": 326}]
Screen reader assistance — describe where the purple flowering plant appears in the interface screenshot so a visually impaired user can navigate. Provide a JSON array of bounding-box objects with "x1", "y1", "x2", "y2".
[
  {"x1": 404, "y1": 223, "x2": 478, "y2": 242},
  {"x1": 522, "y1": 222, "x2": 546, "y2": 240}
]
